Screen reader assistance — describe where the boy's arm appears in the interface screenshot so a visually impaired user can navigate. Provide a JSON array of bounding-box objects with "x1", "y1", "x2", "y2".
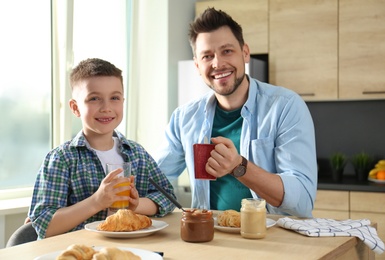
[
  {"x1": 46, "y1": 169, "x2": 131, "y2": 237},
  {"x1": 135, "y1": 198, "x2": 159, "y2": 215}
]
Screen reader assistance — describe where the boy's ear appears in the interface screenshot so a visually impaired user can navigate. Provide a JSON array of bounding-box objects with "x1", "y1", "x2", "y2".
[{"x1": 69, "y1": 99, "x2": 80, "y2": 117}]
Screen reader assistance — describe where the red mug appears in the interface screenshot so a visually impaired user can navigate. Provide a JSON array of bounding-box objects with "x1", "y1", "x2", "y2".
[{"x1": 193, "y1": 144, "x2": 217, "y2": 180}]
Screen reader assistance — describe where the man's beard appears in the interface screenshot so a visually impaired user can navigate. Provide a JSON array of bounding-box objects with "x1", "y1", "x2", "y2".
[{"x1": 209, "y1": 73, "x2": 246, "y2": 96}]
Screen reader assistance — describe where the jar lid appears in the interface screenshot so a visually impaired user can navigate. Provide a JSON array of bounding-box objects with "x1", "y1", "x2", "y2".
[
  {"x1": 182, "y1": 209, "x2": 213, "y2": 216},
  {"x1": 241, "y1": 198, "x2": 266, "y2": 209}
]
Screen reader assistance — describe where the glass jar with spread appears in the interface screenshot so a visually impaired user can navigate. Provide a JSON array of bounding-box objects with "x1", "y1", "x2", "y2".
[
  {"x1": 240, "y1": 198, "x2": 266, "y2": 239},
  {"x1": 180, "y1": 209, "x2": 214, "y2": 242}
]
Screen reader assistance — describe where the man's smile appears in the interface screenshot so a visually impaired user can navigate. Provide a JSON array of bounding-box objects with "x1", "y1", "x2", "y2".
[{"x1": 212, "y1": 71, "x2": 233, "y2": 79}]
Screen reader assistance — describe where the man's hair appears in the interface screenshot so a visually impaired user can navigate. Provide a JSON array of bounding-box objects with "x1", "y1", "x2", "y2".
[
  {"x1": 188, "y1": 7, "x2": 244, "y2": 56},
  {"x1": 70, "y1": 58, "x2": 123, "y2": 90}
]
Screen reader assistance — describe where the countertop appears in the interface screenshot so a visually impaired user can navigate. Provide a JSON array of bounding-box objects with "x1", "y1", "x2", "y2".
[
  {"x1": 0, "y1": 210, "x2": 373, "y2": 259},
  {"x1": 318, "y1": 174, "x2": 385, "y2": 192}
]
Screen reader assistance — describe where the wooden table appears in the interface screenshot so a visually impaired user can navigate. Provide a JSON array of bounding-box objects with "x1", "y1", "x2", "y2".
[{"x1": 0, "y1": 210, "x2": 374, "y2": 259}]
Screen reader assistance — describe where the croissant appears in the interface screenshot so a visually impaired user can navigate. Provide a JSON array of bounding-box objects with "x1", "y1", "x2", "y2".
[
  {"x1": 56, "y1": 244, "x2": 96, "y2": 260},
  {"x1": 217, "y1": 210, "x2": 241, "y2": 227},
  {"x1": 92, "y1": 247, "x2": 141, "y2": 260},
  {"x1": 97, "y1": 209, "x2": 152, "y2": 232}
]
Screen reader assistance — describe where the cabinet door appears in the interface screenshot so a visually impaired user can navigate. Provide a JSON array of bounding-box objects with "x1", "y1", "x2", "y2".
[
  {"x1": 195, "y1": 0, "x2": 268, "y2": 54},
  {"x1": 339, "y1": 0, "x2": 385, "y2": 100},
  {"x1": 314, "y1": 190, "x2": 350, "y2": 211},
  {"x1": 350, "y1": 191, "x2": 385, "y2": 214},
  {"x1": 312, "y1": 209, "x2": 350, "y2": 220},
  {"x1": 313, "y1": 190, "x2": 350, "y2": 219},
  {"x1": 269, "y1": 0, "x2": 338, "y2": 101},
  {"x1": 313, "y1": 190, "x2": 349, "y2": 219},
  {"x1": 351, "y1": 212, "x2": 385, "y2": 257},
  {"x1": 350, "y1": 191, "x2": 385, "y2": 252}
]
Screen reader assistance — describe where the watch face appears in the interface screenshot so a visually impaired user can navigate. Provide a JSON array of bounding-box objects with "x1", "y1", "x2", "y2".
[{"x1": 233, "y1": 166, "x2": 246, "y2": 177}]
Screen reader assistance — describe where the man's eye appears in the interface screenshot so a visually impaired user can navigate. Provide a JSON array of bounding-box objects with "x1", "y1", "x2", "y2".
[{"x1": 202, "y1": 55, "x2": 212, "y2": 60}]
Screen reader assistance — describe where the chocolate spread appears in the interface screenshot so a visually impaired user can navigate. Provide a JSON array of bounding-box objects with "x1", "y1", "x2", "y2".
[{"x1": 180, "y1": 209, "x2": 214, "y2": 242}]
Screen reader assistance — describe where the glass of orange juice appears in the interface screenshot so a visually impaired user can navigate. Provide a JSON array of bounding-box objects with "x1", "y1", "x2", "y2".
[{"x1": 106, "y1": 162, "x2": 131, "y2": 212}]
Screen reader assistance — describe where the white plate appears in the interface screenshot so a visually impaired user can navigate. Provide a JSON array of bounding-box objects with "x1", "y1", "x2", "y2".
[
  {"x1": 214, "y1": 218, "x2": 276, "y2": 233},
  {"x1": 84, "y1": 220, "x2": 168, "y2": 238},
  {"x1": 34, "y1": 246, "x2": 162, "y2": 260},
  {"x1": 368, "y1": 177, "x2": 385, "y2": 183}
]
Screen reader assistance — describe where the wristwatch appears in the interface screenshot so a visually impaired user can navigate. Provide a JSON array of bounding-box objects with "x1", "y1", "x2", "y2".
[{"x1": 230, "y1": 156, "x2": 248, "y2": 178}]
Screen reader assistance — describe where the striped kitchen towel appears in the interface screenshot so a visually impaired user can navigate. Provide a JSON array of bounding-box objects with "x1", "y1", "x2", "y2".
[{"x1": 277, "y1": 217, "x2": 384, "y2": 255}]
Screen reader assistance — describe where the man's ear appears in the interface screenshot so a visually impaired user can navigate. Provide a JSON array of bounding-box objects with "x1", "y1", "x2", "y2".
[
  {"x1": 193, "y1": 57, "x2": 200, "y2": 75},
  {"x1": 242, "y1": 43, "x2": 251, "y2": 63},
  {"x1": 69, "y1": 99, "x2": 80, "y2": 117}
]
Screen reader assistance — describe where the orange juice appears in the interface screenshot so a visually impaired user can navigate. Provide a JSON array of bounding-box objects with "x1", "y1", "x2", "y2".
[
  {"x1": 110, "y1": 181, "x2": 130, "y2": 210},
  {"x1": 106, "y1": 162, "x2": 131, "y2": 212}
]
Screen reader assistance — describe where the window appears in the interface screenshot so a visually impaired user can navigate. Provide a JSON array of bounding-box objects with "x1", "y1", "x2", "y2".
[
  {"x1": 0, "y1": 0, "x2": 130, "y2": 195},
  {"x1": 71, "y1": 0, "x2": 129, "y2": 137},
  {"x1": 0, "y1": 0, "x2": 51, "y2": 191}
]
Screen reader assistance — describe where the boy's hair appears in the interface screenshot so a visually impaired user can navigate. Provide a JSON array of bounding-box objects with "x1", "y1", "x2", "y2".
[
  {"x1": 188, "y1": 7, "x2": 244, "y2": 57},
  {"x1": 70, "y1": 58, "x2": 123, "y2": 90}
]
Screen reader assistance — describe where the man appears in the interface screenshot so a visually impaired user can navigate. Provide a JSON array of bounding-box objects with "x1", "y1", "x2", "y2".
[{"x1": 155, "y1": 8, "x2": 317, "y2": 217}]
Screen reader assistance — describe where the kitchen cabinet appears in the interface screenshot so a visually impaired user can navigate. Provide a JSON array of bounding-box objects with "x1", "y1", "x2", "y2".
[
  {"x1": 269, "y1": 0, "x2": 338, "y2": 101},
  {"x1": 314, "y1": 190, "x2": 385, "y2": 259},
  {"x1": 350, "y1": 191, "x2": 385, "y2": 245},
  {"x1": 195, "y1": 0, "x2": 268, "y2": 54},
  {"x1": 339, "y1": 0, "x2": 385, "y2": 100},
  {"x1": 313, "y1": 190, "x2": 350, "y2": 219},
  {"x1": 195, "y1": 0, "x2": 385, "y2": 101}
]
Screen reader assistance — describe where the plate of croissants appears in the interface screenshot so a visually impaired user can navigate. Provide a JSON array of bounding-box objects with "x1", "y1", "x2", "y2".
[
  {"x1": 85, "y1": 209, "x2": 168, "y2": 238},
  {"x1": 214, "y1": 210, "x2": 276, "y2": 233},
  {"x1": 34, "y1": 244, "x2": 162, "y2": 260}
]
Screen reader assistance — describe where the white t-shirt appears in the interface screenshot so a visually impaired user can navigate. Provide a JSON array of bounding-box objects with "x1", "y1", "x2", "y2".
[
  {"x1": 92, "y1": 137, "x2": 124, "y2": 174},
  {"x1": 91, "y1": 137, "x2": 125, "y2": 216}
]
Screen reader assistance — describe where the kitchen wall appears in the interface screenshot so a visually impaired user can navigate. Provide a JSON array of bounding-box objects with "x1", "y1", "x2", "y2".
[
  {"x1": 307, "y1": 100, "x2": 385, "y2": 176},
  {"x1": 127, "y1": 0, "x2": 197, "y2": 208},
  {"x1": 128, "y1": 0, "x2": 197, "y2": 153}
]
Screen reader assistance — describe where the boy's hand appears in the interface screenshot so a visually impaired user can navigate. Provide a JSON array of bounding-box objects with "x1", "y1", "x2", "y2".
[
  {"x1": 127, "y1": 176, "x2": 139, "y2": 211},
  {"x1": 94, "y1": 168, "x2": 132, "y2": 210}
]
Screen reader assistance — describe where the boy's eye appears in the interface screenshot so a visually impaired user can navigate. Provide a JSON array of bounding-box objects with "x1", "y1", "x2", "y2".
[
  {"x1": 89, "y1": 97, "x2": 99, "y2": 101},
  {"x1": 111, "y1": 96, "x2": 121, "y2": 101}
]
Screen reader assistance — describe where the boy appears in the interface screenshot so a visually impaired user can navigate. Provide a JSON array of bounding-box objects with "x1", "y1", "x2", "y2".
[{"x1": 29, "y1": 58, "x2": 176, "y2": 239}]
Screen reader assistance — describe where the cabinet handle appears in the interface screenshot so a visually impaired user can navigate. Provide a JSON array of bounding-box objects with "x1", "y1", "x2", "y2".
[
  {"x1": 362, "y1": 91, "x2": 385, "y2": 95},
  {"x1": 299, "y1": 93, "x2": 315, "y2": 97}
]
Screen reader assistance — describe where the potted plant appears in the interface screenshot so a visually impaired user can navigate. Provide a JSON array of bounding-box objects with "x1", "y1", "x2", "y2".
[
  {"x1": 351, "y1": 152, "x2": 373, "y2": 182},
  {"x1": 330, "y1": 152, "x2": 347, "y2": 182}
]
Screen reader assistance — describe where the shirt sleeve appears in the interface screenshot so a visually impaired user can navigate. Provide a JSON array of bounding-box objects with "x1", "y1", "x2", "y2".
[
  {"x1": 269, "y1": 94, "x2": 317, "y2": 218},
  {"x1": 152, "y1": 108, "x2": 189, "y2": 182},
  {"x1": 28, "y1": 148, "x2": 71, "y2": 239},
  {"x1": 129, "y1": 143, "x2": 177, "y2": 217}
]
